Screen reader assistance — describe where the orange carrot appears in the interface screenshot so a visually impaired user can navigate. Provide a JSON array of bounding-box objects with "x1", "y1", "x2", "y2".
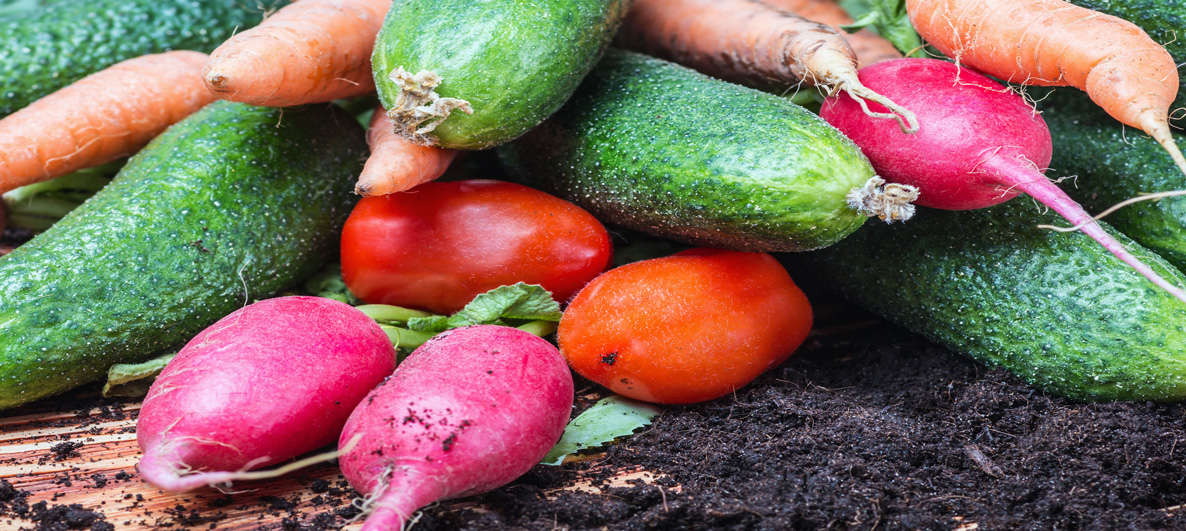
[
  {"x1": 0, "y1": 51, "x2": 215, "y2": 195},
  {"x1": 616, "y1": 0, "x2": 918, "y2": 132},
  {"x1": 356, "y1": 106, "x2": 459, "y2": 196},
  {"x1": 762, "y1": 0, "x2": 903, "y2": 66},
  {"x1": 906, "y1": 0, "x2": 1186, "y2": 176},
  {"x1": 203, "y1": 0, "x2": 391, "y2": 107}
]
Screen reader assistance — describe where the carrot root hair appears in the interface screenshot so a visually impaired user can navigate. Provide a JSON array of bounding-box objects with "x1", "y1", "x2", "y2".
[
  {"x1": 846, "y1": 176, "x2": 920, "y2": 222},
  {"x1": 385, "y1": 68, "x2": 472, "y2": 145}
]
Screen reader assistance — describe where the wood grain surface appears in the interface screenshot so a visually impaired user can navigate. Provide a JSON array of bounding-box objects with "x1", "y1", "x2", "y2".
[{"x1": 0, "y1": 395, "x2": 666, "y2": 530}]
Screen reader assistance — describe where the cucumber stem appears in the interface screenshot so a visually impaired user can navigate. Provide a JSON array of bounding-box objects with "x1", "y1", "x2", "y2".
[
  {"x1": 385, "y1": 67, "x2": 472, "y2": 145},
  {"x1": 846, "y1": 176, "x2": 919, "y2": 222}
]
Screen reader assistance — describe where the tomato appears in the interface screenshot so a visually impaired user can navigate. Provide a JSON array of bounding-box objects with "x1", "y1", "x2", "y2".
[
  {"x1": 340, "y1": 179, "x2": 613, "y2": 314},
  {"x1": 557, "y1": 248, "x2": 812, "y2": 404}
]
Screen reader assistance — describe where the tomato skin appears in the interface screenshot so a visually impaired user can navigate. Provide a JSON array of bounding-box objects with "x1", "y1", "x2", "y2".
[
  {"x1": 340, "y1": 180, "x2": 613, "y2": 314},
  {"x1": 557, "y1": 249, "x2": 812, "y2": 405}
]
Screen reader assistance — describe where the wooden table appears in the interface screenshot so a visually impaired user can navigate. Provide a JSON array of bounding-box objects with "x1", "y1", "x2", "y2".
[{"x1": 0, "y1": 391, "x2": 665, "y2": 530}]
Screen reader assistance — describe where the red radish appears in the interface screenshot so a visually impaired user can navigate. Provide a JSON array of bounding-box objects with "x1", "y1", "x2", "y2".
[
  {"x1": 338, "y1": 325, "x2": 573, "y2": 531},
  {"x1": 137, "y1": 296, "x2": 397, "y2": 492},
  {"x1": 821, "y1": 58, "x2": 1186, "y2": 304}
]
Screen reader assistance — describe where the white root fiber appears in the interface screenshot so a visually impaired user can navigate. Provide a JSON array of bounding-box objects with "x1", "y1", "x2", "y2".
[{"x1": 847, "y1": 176, "x2": 920, "y2": 223}]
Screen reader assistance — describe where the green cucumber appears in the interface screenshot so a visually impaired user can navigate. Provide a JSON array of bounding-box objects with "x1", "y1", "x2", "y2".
[
  {"x1": 0, "y1": 101, "x2": 367, "y2": 409},
  {"x1": 371, "y1": 0, "x2": 630, "y2": 149},
  {"x1": 1041, "y1": 89, "x2": 1186, "y2": 271},
  {"x1": 1065, "y1": 0, "x2": 1185, "y2": 111},
  {"x1": 0, "y1": 0, "x2": 286, "y2": 117},
  {"x1": 499, "y1": 49, "x2": 876, "y2": 252},
  {"x1": 790, "y1": 201, "x2": 1186, "y2": 402}
]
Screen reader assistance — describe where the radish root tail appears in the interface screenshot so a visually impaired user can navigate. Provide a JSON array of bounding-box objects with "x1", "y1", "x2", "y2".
[
  {"x1": 386, "y1": 67, "x2": 472, "y2": 146},
  {"x1": 841, "y1": 83, "x2": 920, "y2": 134},
  {"x1": 1038, "y1": 189, "x2": 1186, "y2": 233},
  {"x1": 847, "y1": 176, "x2": 920, "y2": 222}
]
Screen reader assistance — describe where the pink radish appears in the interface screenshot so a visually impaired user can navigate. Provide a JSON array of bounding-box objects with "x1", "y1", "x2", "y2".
[
  {"x1": 137, "y1": 296, "x2": 397, "y2": 492},
  {"x1": 338, "y1": 324, "x2": 574, "y2": 530},
  {"x1": 821, "y1": 58, "x2": 1186, "y2": 304}
]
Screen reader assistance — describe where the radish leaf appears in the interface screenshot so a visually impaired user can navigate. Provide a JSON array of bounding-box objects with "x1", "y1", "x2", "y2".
[{"x1": 541, "y1": 395, "x2": 662, "y2": 466}]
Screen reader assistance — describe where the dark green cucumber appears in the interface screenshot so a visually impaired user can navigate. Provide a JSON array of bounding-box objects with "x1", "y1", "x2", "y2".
[
  {"x1": 0, "y1": 0, "x2": 286, "y2": 117},
  {"x1": 1064, "y1": 0, "x2": 1185, "y2": 111},
  {"x1": 1041, "y1": 90, "x2": 1186, "y2": 271},
  {"x1": 790, "y1": 201, "x2": 1186, "y2": 402},
  {"x1": 0, "y1": 101, "x2": 367, "y2": 409},
  {"x1": 498, "y1": 49, "x2": 875, "y2": 252},
  {"x1": 371, "y1": 0, "x2": 630, "y2": 149}
]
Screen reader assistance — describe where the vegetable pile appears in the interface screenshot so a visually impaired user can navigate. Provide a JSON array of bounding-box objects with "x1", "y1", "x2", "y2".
[{"x1": 2, "y1": 0, "x2": 1186, "y2": 526}]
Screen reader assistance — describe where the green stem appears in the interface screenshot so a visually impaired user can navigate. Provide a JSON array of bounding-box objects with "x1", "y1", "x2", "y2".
[
  {"x1": 379, "y1": 325, "x2": 436, "y2": 350},
  {"x1": 5, "y1": 197, "x2": 82, "y2": 231},
  {"x1": 2, "y1": 172, "x2": 110, "y2": 203},
  {"x1": 357, "y1": 304, "x2": 436, "y2": 325},
  {"x1": 517, "y1": 320, "x2": 558, "y2": 338}
]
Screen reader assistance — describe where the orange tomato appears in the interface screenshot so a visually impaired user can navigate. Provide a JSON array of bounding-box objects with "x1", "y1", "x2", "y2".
[{"x1": 557, "y1": 248, "x2": 812, "y2": 404}]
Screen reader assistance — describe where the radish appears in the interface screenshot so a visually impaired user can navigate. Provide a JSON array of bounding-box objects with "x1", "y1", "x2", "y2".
[
  {"x1": 137, "y1": 296, "x2": 397, "y2": 492},
  {"x1": 338, "y1": 324, "x2": 574, "y2": 530},
  {"x1": 821, "y1": 58, "x2": 1186, "y2": 304}
]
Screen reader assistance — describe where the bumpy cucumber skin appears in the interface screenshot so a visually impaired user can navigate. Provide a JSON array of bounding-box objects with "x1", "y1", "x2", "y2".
[
  {"x1": 792, "y1": 201, "x2": 1186, "y2": 402},
  {"x1": 372, "y1": 0, "x2": 631, "y2": 149},
  {"x1": 0, "y1": 0, "x2": 285, "y2": 117},
  {"x1": 499, "y1": 49, "x2": 873, "y2": 252},
  {"x1": 0, "y1": 101, "x2": 367, "y2": 409},
  {"x1": 1041, "y1": 91, "x2": 1186, "y2": 270},
  {"x1": 1065, "y1": 0, "x2": 1186, "y2": 111}
]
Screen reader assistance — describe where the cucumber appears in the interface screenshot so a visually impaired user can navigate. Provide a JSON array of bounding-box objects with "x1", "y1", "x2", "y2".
[
  {"x1": 0, "y1": 0, "x2": 286, "y2": 117},
  {"x1": 1040, "y1": 89, "x2": 1186, "y2": 271},
  {"x1": 0, "y1": 101, "x2": 367, "y2": 409},
  {"x1": 1064, "y1": 0, "x2": 1186, "y2": 111},
  {"x1": 371, "y1": 0, "x2": 630, "y2": 149},
  {"x1": 789, "y1": 201, "x2": 1186, "y2": 402},
  {"x1": 498, "y1": 49, "x2": 875, "y2": 252}
]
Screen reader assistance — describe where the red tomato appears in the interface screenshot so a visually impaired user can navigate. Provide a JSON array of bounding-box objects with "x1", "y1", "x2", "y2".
[
  {"x1": 557, "y1": 248, "x2": 812, "y2": 404},
  {"x1": 340, "y1": 180, "x2": 613, "y2": 314}
]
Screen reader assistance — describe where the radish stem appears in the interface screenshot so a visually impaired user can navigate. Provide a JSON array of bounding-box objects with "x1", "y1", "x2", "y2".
[{"x1": 980, "y1": 156, "x2": 1186, "y2": 305}]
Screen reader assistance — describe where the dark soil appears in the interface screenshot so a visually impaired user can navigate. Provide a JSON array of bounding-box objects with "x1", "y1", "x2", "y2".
[
  {"x1": 403, "y1": 303, "x2": 1186, "y2": 531},
  {"x1": 4, "y1": 226, "x2": 1186, "y2": 530}
]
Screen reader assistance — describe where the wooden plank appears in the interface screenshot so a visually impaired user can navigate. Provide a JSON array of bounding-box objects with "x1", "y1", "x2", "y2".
[{"x1": 0, "y1": 397, "x2": 664, "y2": 529}]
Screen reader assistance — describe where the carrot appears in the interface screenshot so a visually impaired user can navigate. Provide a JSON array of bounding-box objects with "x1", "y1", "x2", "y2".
[
  {"x1": 761, "y1": 0, "x2": 903, "y2": 66},
  {"x1": 356, "y1": 106, "x2": 458, "y2": 196},
  {"x1": 905, "y1": 0, "x2": 1186, "y2": 177},
  {"x1": 0, "y1": 51, "x2": 215, "y2": 195},
  {"x1": 203, "y1": 0, "x2": 391, "y2": 107},
  {"x1": 616, "y1": 0, "x2": 918, "y2": 132}
]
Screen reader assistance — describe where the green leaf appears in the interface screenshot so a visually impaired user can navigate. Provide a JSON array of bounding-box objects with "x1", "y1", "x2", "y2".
[
  {"x1": 408, "y1": 283, "x2": 561, "y2": 333},
  {"x1": 102, "y1": 353, "x2": 176, "y2": 398},
  {"x1": 407, "y1": 315, "x2": 452, "y2": 334},
  {"x1": 841, "y1": 0, "x2": 929, "y2": 58},
  {"x1": 541, "y1": 395, "x2": 662, "y2": 466},
  {"x1": 303, "y1": 263, "x2": 362, "y2": 305}
]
